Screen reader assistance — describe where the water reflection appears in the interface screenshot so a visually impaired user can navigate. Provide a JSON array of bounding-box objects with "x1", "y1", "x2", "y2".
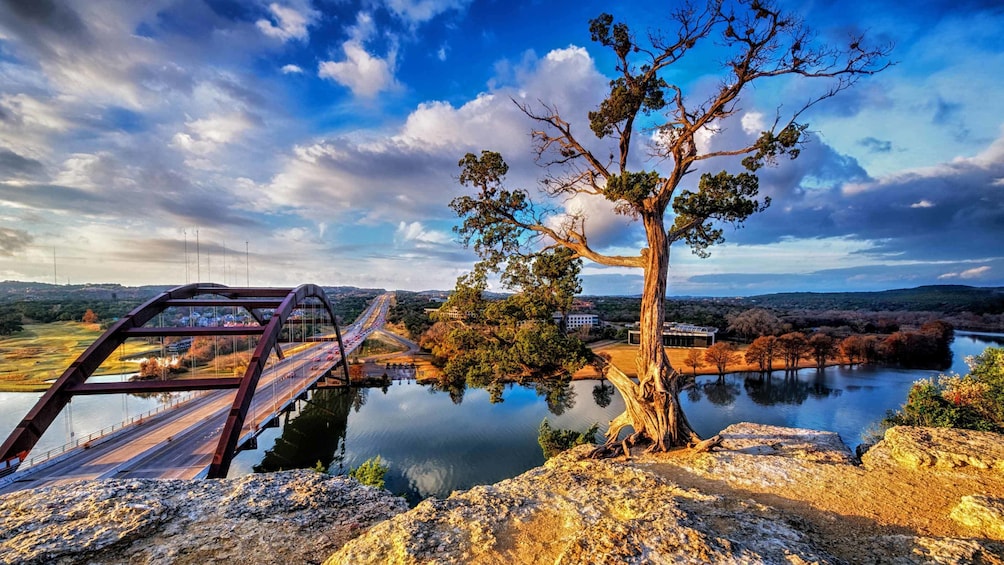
[
  {"x1": 592, "y1": 380, "x2": 614, "y2": 408},
  {"x1": 254, "y1": 388, "x2": 361, "y2": 474},
  {"x1": 742, "y1": 372, "x2": 840, "y2": 406}
]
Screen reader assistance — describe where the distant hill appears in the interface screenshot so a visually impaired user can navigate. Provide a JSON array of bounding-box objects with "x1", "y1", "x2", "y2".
[
  {"x1": 0, "y1": 281, "x2": 387, "y2": 304},
  {"x1": 745, "y1": 285, "x2": 1004, "y2": 314}
]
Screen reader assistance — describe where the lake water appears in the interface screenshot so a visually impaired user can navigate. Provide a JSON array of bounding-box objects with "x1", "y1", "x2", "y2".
[{"x1": 2, "y1": 331, "x2": 1001, "y2": 502}]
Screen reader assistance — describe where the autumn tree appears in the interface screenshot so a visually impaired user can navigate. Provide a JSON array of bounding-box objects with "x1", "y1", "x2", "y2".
[
  {"x1": 745, "y1": 335, "x2": 777, "y2": 372},
  {"x1": 683, "y1": 348, "x2": 703, "y2": 376},
  {"x1": 81, "y1": 309, "x2": 98, "y2": 324},
  {"x1": 704, "y1": 342, "x2": 738, "y2": 380},
  {"x1": 807, "y1": 333, "x2": 836, "y2": 369},
  {"x1": 777, "y1": 332, "x2": 810, "y2": 371},
  {"x1": 451, "y1": 0, "x2": 889, "y2": 454},
  {"x1": 839, "y1": 335, "x2": 866, "y2": 366}
]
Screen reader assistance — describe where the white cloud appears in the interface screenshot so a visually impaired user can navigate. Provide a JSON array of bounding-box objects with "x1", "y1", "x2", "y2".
[
  {"x1": 382, "y1": 0, "x2": 472, "y2": 25},
  {"x1": 395, "y1": 221, "x2": 451, "y2": 245},
  {"x1": 437, "y1": 46, "x2": 447, "y2": 61},
  {"x1": 741, "y1": 111, "x2": 765, "y2": 135},
  {"x1": 281, "y1": 64, "x2": 304, "y2": 74},
  {"x1": 318, "y1": 13, "x2": 399, "y2": 99},
  {"x1": 909, "y1": 199, "x2": 934, "y2": 208},
  {"x1": 938, "y1": 266, "x2": 990, "y2": 280},
  {"x1": 960, "y1": 266, "x2": 991, "y2": 279},
  {"x1": 171, "y1": 113, "x2": 258, "y2": 154},
  {"x1": 256, "y1": 3, "x2": 319, "y2": 43}
]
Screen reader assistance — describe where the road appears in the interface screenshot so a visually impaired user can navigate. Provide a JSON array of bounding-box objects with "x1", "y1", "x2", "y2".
[{"x1": 0, "y1": 294, "x2": 390, "y2": 493}]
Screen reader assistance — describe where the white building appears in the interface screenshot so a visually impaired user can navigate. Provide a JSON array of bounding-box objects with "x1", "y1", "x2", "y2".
[
  {"x1": 564, "y1": 313, "x2": 600, "y2": 331},
  {"x1": 627, "y1": 322, "x2": 717, "y2": 347}
]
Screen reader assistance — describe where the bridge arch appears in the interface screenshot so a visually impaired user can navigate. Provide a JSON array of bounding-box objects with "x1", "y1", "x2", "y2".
[{"x1": 0, "y1": 283, "x2": 352, "y2": 479}]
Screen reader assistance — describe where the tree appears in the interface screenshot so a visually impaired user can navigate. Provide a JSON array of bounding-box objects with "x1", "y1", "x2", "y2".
[
  {"x1": 776, "y1": 332, "x2": 809, "y2": 371},
  {"x1": 683, "y1": 348, "x2": 703, "y2": 376},
  {"x1": 349, "y1": 455, "x2": 389, "y2": 489},
  {"x1": 807, "y1": 333, "x2": 836, "y2": 369},
  {"x1": 727, "y1": 308, "x2": 781, "y2": 341},
  {"x1": 426, "y1": 248, "x2": 591, "y2": 392},
  {"x1": 704, "y1": 342, "x2": 737, "y2": 380},
  {"x1": 745, "y1": 335, "x2": 777, "y2": 373},
  {"x1": 839, "y1": 335, "x2": 866, "y2": 366},
  {"x1": 451, "y1": 1, "x2": 889, "y2": 454},
  {"x1": 81, "y1": 309, "x2": 99, "y2": 324}
]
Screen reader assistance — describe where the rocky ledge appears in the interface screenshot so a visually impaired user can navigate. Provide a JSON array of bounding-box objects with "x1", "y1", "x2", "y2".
[
  {"x1": 4, "y1": 424, "x2": 1004, "y2": 564},
  {"x1": 329, "y1": 423, "x2": 1004, "y2": 564},
  {"x1": 0, "y1": 470, "x2": 407, "y2": 565}
]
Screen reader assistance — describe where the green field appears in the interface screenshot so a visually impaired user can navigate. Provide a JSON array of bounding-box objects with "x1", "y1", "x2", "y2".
[{"x1": 0, "y1": 322, "x2": 154, "y2": 392}]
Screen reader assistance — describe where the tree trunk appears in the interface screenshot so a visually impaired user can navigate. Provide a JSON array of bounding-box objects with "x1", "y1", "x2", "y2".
[{"x1": 593, "y1": 211, "x2": 699, "y2": 457}]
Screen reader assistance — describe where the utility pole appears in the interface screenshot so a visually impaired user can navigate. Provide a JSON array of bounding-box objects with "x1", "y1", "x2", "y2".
[
  {"x1": 196, "y1": 229, "x2": 201, "y2": 283},
  {"x1": 184, "y1": 229, "x2": 189, "y2": 284}
]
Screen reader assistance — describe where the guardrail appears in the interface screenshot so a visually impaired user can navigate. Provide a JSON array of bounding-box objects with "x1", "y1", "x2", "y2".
[{"x1": 18, "y1": 390, "x2": 209, "y2": 470}]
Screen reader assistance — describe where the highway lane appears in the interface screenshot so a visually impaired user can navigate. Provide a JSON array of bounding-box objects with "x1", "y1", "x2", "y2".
[{"x1": 0, "y1": 294, "x2": 390, "y2": 492}]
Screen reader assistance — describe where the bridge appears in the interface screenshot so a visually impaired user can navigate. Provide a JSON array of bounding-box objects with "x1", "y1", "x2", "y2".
[{"x1": 0, "y1": 283, "x2": 390, "y2": 493}]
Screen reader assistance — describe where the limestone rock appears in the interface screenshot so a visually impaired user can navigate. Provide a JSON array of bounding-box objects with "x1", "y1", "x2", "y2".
[
  {"x1": 950, "y1": 495, "x2": 1004, "y2": 539},
  {"x1": 0, "y1": 470, "x2": 407, "y2": 565},
  {"x1": 862, "y1": 426, "x2": 1004, "y2": 473},
  {"x1": 326, "y1": 446, "x2": 840, "y2": 565}
]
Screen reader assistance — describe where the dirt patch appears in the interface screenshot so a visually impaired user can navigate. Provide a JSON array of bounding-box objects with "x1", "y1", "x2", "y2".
[{"x1": 637, "y1": 428, "x2": 1004, "y2": 564}]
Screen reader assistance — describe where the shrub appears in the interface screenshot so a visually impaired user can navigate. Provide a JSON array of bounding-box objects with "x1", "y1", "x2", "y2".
[
  {"x1": 538, "y1": 419, "x2": 598, "y2": 459},
  {"x1": 884, "y1": 347, "x2": 1004, "y2": 433},
  {"x1": 349, "y1": 455, "x2": 389, "y2": 489}
]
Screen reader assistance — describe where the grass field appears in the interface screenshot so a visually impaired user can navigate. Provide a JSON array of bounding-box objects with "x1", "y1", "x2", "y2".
[
  {"x1": 575, "y1": 342, "x2": 841, "y2": 379},
  {"x1": 0, "y1": 322, "x2": 159, "y2": 392}
]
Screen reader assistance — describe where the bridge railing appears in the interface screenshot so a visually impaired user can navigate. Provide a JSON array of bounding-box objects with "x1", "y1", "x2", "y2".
[{"x1": 19, "y1": 390, "x2": 209, "y2": 470}]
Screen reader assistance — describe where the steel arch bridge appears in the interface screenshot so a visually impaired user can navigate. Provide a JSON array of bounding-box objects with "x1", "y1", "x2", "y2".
[{"x1": 0, "y1": 283, "x2": 352, "y2": 479}]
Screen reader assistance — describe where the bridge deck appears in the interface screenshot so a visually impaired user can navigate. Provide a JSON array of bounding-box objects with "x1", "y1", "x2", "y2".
[{"x1": 0, "y1": 294, "x2": 389, "y2": 493}]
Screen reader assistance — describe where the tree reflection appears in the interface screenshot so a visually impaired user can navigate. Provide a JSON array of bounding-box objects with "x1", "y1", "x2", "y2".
[
  {"x1": 529, "y1": 377, "x2": 576, "y2": 415},
  {"x1": 254, "y1": 387, "x2": 362, "y2": 474},
  {"x1": 428, "y1": 374, "x2": 466, "y2": 405},
  {"x1": 592, "y1": 380, "x2": 613, "y2": 408},
  {"x1": 702, "y1": 380, "x2": 740, "y2": 406},
  {"x1": 743, "y1": 372, "x2": 839, "y2": 406}
]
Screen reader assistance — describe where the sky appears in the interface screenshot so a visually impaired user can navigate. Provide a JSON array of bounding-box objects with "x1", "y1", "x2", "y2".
[{"x1": 0, "y1": 0, "x2": 1002, "y2": 297}]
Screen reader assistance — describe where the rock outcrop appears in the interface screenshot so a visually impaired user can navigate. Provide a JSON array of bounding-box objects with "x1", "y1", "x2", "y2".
[
  {"x1": 4, "y1": 424, "x2": 1004, "y2": 564},
  {"x1": 0, "y1": 470, "x2": 407, "y2": 565},
  {"x1": 328, "y1": 423, "x2": 1004, "y2": 564},
  {"x1": 861, "y1": 425, "x2": 1004, "y2": 473}
]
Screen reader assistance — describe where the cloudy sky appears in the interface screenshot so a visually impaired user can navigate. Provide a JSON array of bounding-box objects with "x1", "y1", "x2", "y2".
[{"x1": 0, "y1": 0, "x2": 1001, "y2": 296}]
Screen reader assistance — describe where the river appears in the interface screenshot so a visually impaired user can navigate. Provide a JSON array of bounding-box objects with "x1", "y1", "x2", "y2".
[{"x1": 2, "y1": 331, "x2": 1001, "y2": 502}]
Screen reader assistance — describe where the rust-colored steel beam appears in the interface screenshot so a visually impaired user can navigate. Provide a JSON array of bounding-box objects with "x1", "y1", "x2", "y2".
[
  {"x1": 161, "y1": 298, "x2": 284, "y2": 308},
  {"x1": 122, "y1": 326, "x2": 266, "y2": 337},
  {"x1": 0, "y1": 282, "x2": 358, "y2": 478},
  {"x1": 207, "y1": 283, "x2": 351, "y2": 478},
  {"x1": 67, "y1": 378, "x2": 242, "y2": 395},
  {"x1": 0, "y1": 282, "x2": 225, "y2": 465}
]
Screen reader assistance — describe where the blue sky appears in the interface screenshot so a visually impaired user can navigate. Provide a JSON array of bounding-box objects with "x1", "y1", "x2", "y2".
[{"x1": 0, "y1": 0, "x2": 1002, "y2": 296}]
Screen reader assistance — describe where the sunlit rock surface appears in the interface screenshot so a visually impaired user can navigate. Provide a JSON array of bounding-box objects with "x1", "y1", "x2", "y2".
[
  {"x1": 0, "y1": 470, "x2": 407, "y2": 565},
  {"x1": 329, "y1": 423, "x2": 1004, "y2": 564},
  {"x1": 862, "y1": 425, "x2": 1004, "y2": 472},
  {"x1": 326, "y1": 446, "x2": 838, "y2": 565}
]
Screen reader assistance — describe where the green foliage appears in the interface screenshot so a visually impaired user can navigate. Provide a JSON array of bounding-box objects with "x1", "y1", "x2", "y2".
[
  {"x1": 349, "y1": 455, "x2": 389, "y2": 489},
  {"x1": 387, "y1": 291, "x2": 440, "y2": 339},
  {"x1": 538, "y1": 419, "x2": 599, "y2": 460},
  {"x1": 311, "y1": 460, "x2": 327, "y2": 474},
  {"x1": 671, "y1": 171, "x2": 770, "y2": 258},
  {"x1": 884, "y1": 347, "x2": 1004, "y2": 433},
  {"x1": 424, "y1": 247, "x2": 591, "y2": 394}
]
